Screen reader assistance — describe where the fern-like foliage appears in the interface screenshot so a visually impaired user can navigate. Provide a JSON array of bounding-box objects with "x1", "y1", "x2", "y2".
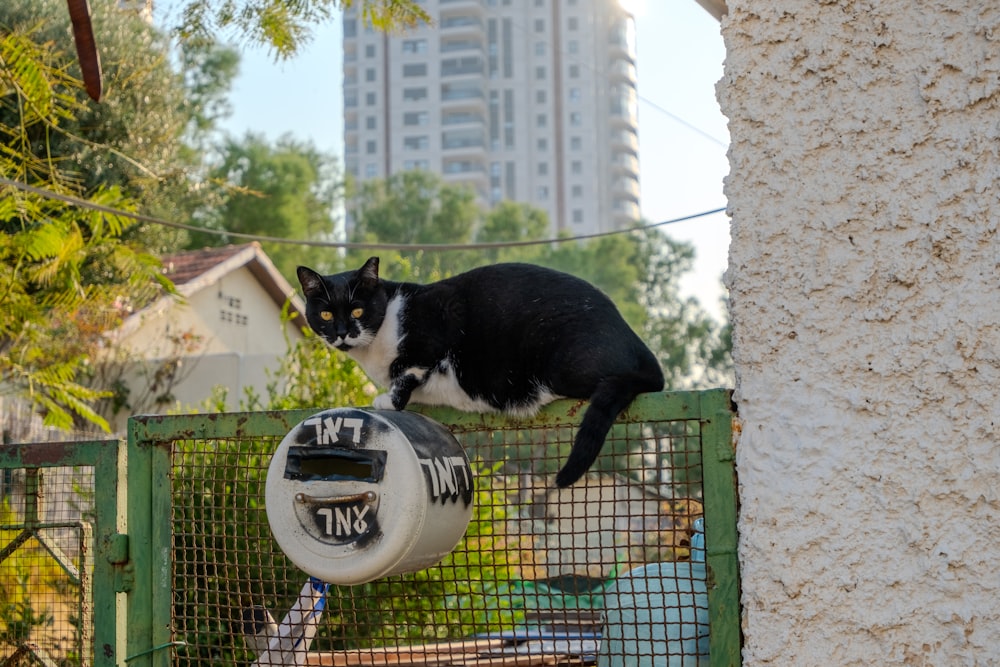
[
  {"x1": 0, "y1": 25, "x2": 168, "y2": 433},
  {"x1": 173, "y1": 0, "x2": 431, "y2": 58}
]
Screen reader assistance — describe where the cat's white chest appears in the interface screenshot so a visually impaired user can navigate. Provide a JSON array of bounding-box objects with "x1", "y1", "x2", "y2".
[{"x1": 346, "y1": 293, "x2": 404, "y2": 387}]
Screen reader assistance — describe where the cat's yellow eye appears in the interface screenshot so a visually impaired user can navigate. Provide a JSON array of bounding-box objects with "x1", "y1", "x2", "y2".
[
  {"x1": 320, "y1": 311, "x2": 333, "y2": 321},
  {"x1": 351, "y1": 307, "x2": 364, "y2": 319}
]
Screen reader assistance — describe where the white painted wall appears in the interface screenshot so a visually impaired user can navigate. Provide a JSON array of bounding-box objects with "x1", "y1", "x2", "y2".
[
  {"x1": 719, "y1": 1, "x2": 1000, "y2": 664},
  {"x1": 110, "y1": 265, "x2": 304, "y2": 431}
]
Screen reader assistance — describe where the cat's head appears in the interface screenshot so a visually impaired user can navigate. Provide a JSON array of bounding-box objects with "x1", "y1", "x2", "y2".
[{"x1": 296, "y1": 257, "x2": 388, "y2": 352}]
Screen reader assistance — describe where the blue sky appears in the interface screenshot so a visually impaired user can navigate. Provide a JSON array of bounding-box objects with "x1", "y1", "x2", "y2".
[{"x1": 171, "y1": 2, "x2": 730, "y2": 319}]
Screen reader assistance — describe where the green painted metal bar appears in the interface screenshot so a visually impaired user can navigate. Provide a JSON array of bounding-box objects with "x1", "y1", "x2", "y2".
[
  {"x1": 127, "y1": 389, "x2": 740, "y2": 664},
  {"x1": 149, "y1": 440, "x2": 175, "y2": 667},
  {"x1": 126, "y1": 419, "x2": 157, "y2": 667},
  {"x1": 0, "y1": 439, "x2": 125, "y2": 665},
  {"x1": 699, "y1": 389, "x2": 742, "y2": 666},
  {"x1": 126, "y1": 390, "x2": 707, "y2": 443},
  {"x1": 92, "y1": 439, "x2": 126, "y2": 667}
]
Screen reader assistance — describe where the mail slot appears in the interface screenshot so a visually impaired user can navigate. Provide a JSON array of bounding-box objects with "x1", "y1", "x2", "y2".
[{"x1": 265, "y1": 408, "x2": 475, "y2": 585}]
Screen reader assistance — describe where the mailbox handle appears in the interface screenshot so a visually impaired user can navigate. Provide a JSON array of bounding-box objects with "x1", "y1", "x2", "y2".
[{"x1": 294, "y1": 491, "x2": 377, "y2": 506}]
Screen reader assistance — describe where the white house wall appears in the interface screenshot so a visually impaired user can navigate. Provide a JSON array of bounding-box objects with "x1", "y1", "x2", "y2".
[
  {"x1": 113, "y1": 264, "x2": 304, "y2": 430},
  {"x1": 719, "y1": 1, "x2": 1000, "y2": 664}
]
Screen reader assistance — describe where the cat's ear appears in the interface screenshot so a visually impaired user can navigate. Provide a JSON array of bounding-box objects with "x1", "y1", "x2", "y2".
[
  {"x1": 358, "y1": 257, "x2": 380, "y2": 286},
  {"x1": 296, "y1": 266, "x2": 325, "y2": 297}
]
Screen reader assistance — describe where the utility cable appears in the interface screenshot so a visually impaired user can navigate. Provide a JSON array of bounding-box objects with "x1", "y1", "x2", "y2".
[{"x1": 0, "y1": 175, "x2": 726, "y2": 252}]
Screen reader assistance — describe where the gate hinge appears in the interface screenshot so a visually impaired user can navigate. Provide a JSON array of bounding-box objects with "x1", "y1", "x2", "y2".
[{"x1": 106, "y1": 532, "x2": 129, "y2": 564}]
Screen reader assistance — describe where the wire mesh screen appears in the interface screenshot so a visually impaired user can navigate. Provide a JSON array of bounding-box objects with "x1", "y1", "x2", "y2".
[
  {"x1": 0, "y1": 466, "x2": 94, "y2": 665},
  {"x1": 170, "y1": 408, "x2": 709, "y2": 666}
]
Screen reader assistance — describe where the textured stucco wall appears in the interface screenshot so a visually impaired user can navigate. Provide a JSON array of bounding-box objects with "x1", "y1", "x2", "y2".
[{"x1": 718, "y1": 1, "x2": 1000, "y2": 664}]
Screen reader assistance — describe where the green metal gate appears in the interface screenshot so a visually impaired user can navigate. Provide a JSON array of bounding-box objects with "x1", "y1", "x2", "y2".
[
  {"x1": 0, "y1": 438, "x2": 126, "y2": 665},
  {"x1": 1, "y1": 389, "x2": 739, "y2": 665}
]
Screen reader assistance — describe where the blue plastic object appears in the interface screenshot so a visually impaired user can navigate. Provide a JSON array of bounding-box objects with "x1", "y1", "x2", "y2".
[{"x1": 598, "y1": 518, "x2": 709, "y2": 666}]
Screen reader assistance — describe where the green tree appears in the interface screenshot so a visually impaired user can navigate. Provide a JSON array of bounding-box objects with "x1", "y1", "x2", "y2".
[
  {"x1": 194, "y1": 132, "x2": 341, "y2": 279},
  {"x1": 0, "y1": 23, "x2": 170, "y2": 430},
  {"x1": 346, "y1": 173, "x2": 731, "y2": 388},
  {"x1": 347, "y1": 170, "x2": 483, "y2": 280},
  {"x1": 168, "y1": 0, "x2": 430, "y2": 59},
  {"x1": 476, "y1": 200, "x2": 550, "y2": 264},
  {"x1": 0, "y1": 0, "x2": 240, "y2": 254}
]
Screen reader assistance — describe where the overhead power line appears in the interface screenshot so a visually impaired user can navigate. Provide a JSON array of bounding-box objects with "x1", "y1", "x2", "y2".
[{"x1": 0, "y1": 176, "x2": 726, "y2": 252}]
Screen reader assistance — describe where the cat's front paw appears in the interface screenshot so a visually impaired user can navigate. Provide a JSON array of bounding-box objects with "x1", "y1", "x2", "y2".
[{"x1": 372, "y1": 394, "x2": 396, "y2": 410}]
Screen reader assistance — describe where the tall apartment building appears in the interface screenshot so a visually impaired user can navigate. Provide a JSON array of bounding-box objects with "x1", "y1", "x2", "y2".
[{"x1": 341, "y1": 0, "x2": 641, "y2": 236}]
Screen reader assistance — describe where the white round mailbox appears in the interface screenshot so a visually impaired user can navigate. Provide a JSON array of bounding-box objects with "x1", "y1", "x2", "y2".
[{"x1": 265, "y1": 408, "x2": 474, "y2": 585}]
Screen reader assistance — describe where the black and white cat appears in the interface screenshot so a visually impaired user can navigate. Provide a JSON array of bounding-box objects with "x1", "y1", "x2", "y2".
[{"x1": 296, "y1": 257, "x2": 664, "y2": 487}]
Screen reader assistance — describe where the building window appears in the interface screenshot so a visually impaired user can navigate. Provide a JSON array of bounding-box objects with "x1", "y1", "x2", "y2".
[
  {"x1": 402, "y1": 39, "x2": 428, "y2": 54},
  {"x1": 504, "y1": 90, "x2": 515, "y2": 148},
  {"x1": 537, "y1": 138, "x2": 548, "y2": 151},
  {"x1": 365, "y1": 140, "x2": 376, "y2": 154},
  {"x1": 568, "y1": 40, "x2": 579, "y2": 55},
  {"x1": 343, "y1": 19, "x2": 357, "y2": 38},
  {"x1": 365, "y1": 44, "x2": 375, "y2": 58},
  {"x1": 534, "y1": 19, "x2": 545, "y2": 32},
  {"x1": 365, "y1": 67, "x2": 376, "y2": 82},
  {"x1": 502, "y1": 19, "x2": 513, "y2": 78},
  {"x1": 536, "y1": 90, "x2": 546, "y2": 104},
  {"x1": 569, "y1": 65, "x2": 580, "y2": 78},
  {"x1": 404, "y1": 159, "x2": 430, "y2": 170},
  {"x1": 404, "y1": 111, "x2": 429, "y2": 126},
  {"x1": 568, "y1": 17, "x2": 579, "y2": 31},
  {"x1": 365, "y1": 163, "x2": 378, "y2": 178},
  {"x1": 536, "y1": 113, "x2": 547, "y2": 128},
  {"x1": 571, "y1": 160, "x2": 582, "y2": 174},
  {"x1": 569, "y1": 87, "x2": 581, "y2": 103},
  {"x1": 404, "y1": 135, "x2": 430, "y2": 150},
  {"x1": 538, "y1": 162, "x2": 548, "y2": 176},
  {"x1": 572, "y1": 209, "x2": 584, "y2": 223},
  {"x1": 570, "y1": 136, "x2": 582, "y2": 150},
  {"x1": 403, "y1": 87, "x2": 428, "y2": 101},
  {"x1": 570, "y1": 111, "x2": 582, "y2": 126},
  {"x1": 572, "y1": 185, "x2": 583, "y2": 197},
  {"x1": 535, "y1": 66, "x2": 546, "y2": 80},
  {"x1": 366, "y1": 116, "x2": 376, "y2": 130},
  {"x1": 537, "y1": 186, "x2": 549, "y2": 199},
  {"x1": 535, "y1": 42, "x2": 545, "y2": 56},
  {"x1": 365, "y1": 92, "x2": 376, "y2": 106},
  {"x1": 403, "y1": 63, "x2": 427, "y2": 77}
]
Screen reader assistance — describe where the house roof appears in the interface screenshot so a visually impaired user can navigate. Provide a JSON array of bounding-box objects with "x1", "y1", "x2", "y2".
[
  {"x1": 160, "y1": 242, "x2": 307, "y2": 330},
  {"x1": 161, "y1": 243, "x2": 254, "y2": 286},
  {"x1": 112, "y1": 242, "x2": 307, "y2": 343}
]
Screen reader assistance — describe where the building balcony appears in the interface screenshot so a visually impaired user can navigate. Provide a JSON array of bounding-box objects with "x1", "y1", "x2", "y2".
[
  {"x1": 611, "y1": 151, "x2": 640, "y2": 177},
  {"x1": 610, "y1": 102, "x2": 638, "y2": 128},
  {"x1": 611, "y1": 128, "x2": 639, "y2": 152},
  {"x1": 443, "y1": 111, "x2": 485, "y2": 127},
  {"x1": 439, "y1": 0, "x2": 486, "y2": 20},
  {"x1": 609, "y1": 59, "x2": 637, "y2": 83},
  {"x1": 442, "y1": 157, "x2": 488, "y2": 185},
  {"x1": 612, "y1": 176, "x2": 641, "y2": 201},
  {"x1": 441, "y1": 84, "x2": 487, "y2": 113},
  {"x1": 439, "y1": 15, "x2": 485, "y2": 38},
  {"x1": 612, "y1": 198, "x2": 641, "y2": 224},
  {"x1": 440, "y1": 0, "x2": 485, "y2": 10},
  {"x1": 441, "y1": 56, "x2": 485, "y2": 77},
  {"x1": 440, "y1": 38, "x2": 485, "y2": 54}
]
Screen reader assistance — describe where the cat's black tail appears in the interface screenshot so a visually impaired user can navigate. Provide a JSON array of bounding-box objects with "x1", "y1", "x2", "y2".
[{"x1": 555, "y1": 375, "x2": 658, "y2": 488}]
